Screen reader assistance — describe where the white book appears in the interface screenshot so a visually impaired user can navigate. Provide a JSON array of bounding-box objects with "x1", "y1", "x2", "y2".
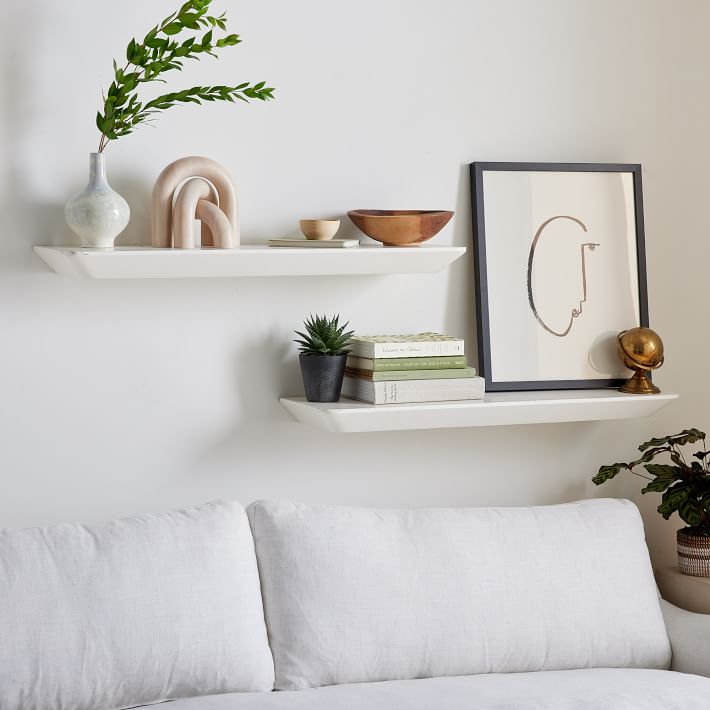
[
  {"x1": 340, "y1": 375, "x2": 485, "y2": 405},
  {"x1": 347, "y1": 332, "x2": 465, "y2": 359},
  {"x1": 268, "y1": 238, "x2": 360, "y2": 248}
]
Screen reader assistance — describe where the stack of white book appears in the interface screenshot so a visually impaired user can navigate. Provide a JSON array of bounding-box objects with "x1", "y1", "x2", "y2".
[{"x1": 342, "y1": 333, "x2": 484, "y2": 405}]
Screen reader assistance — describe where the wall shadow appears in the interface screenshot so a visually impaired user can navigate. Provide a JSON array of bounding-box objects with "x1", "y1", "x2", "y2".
[{"x1": 443, "y1": 162, "x2": 477, "y2": 370}]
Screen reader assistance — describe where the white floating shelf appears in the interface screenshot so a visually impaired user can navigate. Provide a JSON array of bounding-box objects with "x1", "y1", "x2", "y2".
[
  {"x1": 280, "y1": 390, "x2": 678, "y2": 433},
  {"x1": 33, "y1": 245, "x2": 466, "y2": 279}
]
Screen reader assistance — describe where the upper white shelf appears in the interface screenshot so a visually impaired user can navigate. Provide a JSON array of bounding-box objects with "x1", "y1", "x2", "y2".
[
  {"x1": 280, "y1": 390, "x2": 678, "y2": 433},
  {"x1": 33, "y1": 245, "x2": 466, "y2": 279}
]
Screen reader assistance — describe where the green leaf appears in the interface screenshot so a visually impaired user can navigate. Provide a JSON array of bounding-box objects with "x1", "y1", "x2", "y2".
[
  {"x1": 163, "y1": 21, "x2": 183, "y2": 35},
  {"x1": 180, "y1": 12, "x2": 200, "y2": 29},
  {"x1": 641, "y1": 465, "x2": 680, "y2": 494},
  {"x1": 625, "y1": 448, "x2": 665, "y2": 468},
  {"x1": 638, "y1": 429, "x2": 706, "y2": 452},
  {"x1": 642, "y1": 479, "x2": 674, "y2": 494},
  {"x1": 661, "y1": 483, "x2": 691, "y2": 514},
  {"x1": 680, "y1": 498, "x2": 704, "y2": 527},
  {"x1": 657, "y1": 501, "x2": 674, "y2": 520},
  {"x1": 160, "y1": 10, "x2": 178, "y2": 27},
  {"x1": 592, "y1": 463, "x2": 626, "y2": 486},
  {"x1": 645, "y1": 463, "x2": 680, "y2": 478},
  {"x1": 145, "y1": 36, "x2": 169, "y2": 49},
  {"x1": 216, "y1": 34, "x2": 240, "y2": 48},
  {"x1": 126, "y1": 38, "x2": 137, "y2": 63}
]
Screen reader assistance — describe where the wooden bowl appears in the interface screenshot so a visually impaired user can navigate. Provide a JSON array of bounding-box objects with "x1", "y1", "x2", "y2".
[
  {"x1": 347, "y1": 210, "x2": 454, "y2": 246},
  {"x1": 299, "y1": 219, "x2": 340, "y2": 241}
]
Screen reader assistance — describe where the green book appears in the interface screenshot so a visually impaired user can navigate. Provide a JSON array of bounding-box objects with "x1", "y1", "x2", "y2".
[
  {"x1": 345, "y1": 366, "x2": 477, "y2": 382},
  {"x1": 346, "y1": 355, "x2": 467, "y2": 372}
]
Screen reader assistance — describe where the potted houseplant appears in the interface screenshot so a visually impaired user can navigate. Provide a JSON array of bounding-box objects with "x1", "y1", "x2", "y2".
[
  {"x1": 65, "y1": 0, "x2": 274, "y2": 248},
  {"x1": 593, "y1": 428, "x2": 710, "y2": 577},
  {"x1": 294, "y1": 314, "x2": 354, "y2": 402}
]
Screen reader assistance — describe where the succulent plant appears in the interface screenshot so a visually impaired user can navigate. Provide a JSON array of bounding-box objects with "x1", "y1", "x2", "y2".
[{"x1": 294, "y1": 314, "x2": 354, "y2": 356}]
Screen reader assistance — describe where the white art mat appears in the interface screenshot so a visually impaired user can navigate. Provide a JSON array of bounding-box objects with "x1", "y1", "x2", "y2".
[{"x1": 482, "y1": 170, "x2": 640, "y2": 382}]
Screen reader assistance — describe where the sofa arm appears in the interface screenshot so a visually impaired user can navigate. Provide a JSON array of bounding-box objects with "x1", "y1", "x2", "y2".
[{"x1": 661, "y1": 599, "x2": 710, "y2": 677}]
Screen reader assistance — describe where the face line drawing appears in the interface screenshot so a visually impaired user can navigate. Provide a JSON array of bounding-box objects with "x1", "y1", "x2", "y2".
[{"x1": 526, "y1": 215, "x2": 600, "y2": 338}]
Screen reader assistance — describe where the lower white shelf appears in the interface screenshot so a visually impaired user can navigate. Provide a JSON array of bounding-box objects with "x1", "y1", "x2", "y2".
[{"x1": 279, "y1": 390, "x2": 678, "y2": 433}]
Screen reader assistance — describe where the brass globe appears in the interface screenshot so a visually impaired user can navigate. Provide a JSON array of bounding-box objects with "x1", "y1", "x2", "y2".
[{"x1": 617, "y1": 327, "x2": 664, "y2": 395}]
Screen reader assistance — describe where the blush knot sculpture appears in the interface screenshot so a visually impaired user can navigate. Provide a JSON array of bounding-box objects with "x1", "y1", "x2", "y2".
[{"x1": 151, "y1": 156, "x2": 239, "y2": 249}]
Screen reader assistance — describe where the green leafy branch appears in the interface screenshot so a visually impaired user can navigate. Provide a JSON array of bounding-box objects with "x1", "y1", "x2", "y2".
[
  {"x1": 96, "y1": 0, "x2": 274, "y2": 152},
  {"x1": 295, "y1": 315, "x2": 354, "y2": 356},
  {"x1": 592, "y1": 428, "x2": 710, "y2": 534}
]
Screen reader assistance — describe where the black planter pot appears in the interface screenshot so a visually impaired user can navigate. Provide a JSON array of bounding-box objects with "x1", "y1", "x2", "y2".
[{"x1": 299, "y1": 353, "x2": 347, "y2": 402}]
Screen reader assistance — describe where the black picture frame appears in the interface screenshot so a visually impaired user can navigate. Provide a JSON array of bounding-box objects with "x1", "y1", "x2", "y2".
[{"x1": 470, "y1": 161, "x2": 649, "y2": 392}]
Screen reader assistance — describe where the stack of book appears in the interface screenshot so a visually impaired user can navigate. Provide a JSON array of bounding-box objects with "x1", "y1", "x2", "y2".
[{"x1": 341, "y1": 332, "x2": 484, "y2": 405}]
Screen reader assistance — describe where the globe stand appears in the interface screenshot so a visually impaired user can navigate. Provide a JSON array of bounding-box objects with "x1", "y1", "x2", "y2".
[
  {"x1": 617, "y1": 327, "x2": 664, "y2": 395},
  {"x1": 620, "y1": 369, "x2": 661, "y2": 395}
]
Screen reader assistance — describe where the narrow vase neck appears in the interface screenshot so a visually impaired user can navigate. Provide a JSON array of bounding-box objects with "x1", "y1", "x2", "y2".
[{"x1": 89, "y1": 152, "x2": 107, "y2": 186}]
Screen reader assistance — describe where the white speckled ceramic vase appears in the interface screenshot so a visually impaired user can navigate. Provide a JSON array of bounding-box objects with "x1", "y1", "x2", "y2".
[{"x1": 65, "y1": 153, "x2": 130, "y2": 249}]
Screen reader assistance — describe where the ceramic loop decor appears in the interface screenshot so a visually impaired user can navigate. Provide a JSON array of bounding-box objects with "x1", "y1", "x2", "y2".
[
  {"x1": 172, "y1": 178, "x2": 219, "y2": 249},
  {"x1": 347, "y1": 210, "x2": 454, "y2": 247},
  {"x1": 151, "y1": 156, "x2": 239, "y2": 249}
]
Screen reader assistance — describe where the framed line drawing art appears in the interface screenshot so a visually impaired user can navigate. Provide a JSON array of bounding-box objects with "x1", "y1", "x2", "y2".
[{"x1": 470, "y1": 162, "x2": 649, "y2": 392}]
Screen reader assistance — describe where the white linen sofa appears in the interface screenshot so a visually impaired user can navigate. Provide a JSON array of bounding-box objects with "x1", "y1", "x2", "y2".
[{"x1": 1, "y1": 498, "x2": 709, "y2": 710}]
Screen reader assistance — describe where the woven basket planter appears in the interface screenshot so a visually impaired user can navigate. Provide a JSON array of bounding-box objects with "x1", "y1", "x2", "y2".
[{"x1": 677, "y1": 529, "x2": 710, "y2": 577}]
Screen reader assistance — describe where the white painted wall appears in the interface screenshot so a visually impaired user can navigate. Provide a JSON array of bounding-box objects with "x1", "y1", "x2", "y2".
[{"x1": 1, "y1": 0, "x2": 708, "y2": 567}]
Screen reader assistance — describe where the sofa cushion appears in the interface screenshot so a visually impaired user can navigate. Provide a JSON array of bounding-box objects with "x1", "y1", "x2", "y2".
[
  {"x1": 249, "y1": 498, "x2": 670, "y2": 690},
  {"x1": 0, "y1": 500, "x2": 274, "y2": 710},
  {"x1": 140, "y1": 669, "x2": 710, "y2": 709}
]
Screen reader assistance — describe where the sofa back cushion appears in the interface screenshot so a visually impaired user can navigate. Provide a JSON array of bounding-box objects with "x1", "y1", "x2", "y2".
[
  {"x1": 249, "y1": 498, "x2": 670, "y2": 690},
  {"x1": 0, "y1": 500, "x2": 274, "y2": 710}
]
